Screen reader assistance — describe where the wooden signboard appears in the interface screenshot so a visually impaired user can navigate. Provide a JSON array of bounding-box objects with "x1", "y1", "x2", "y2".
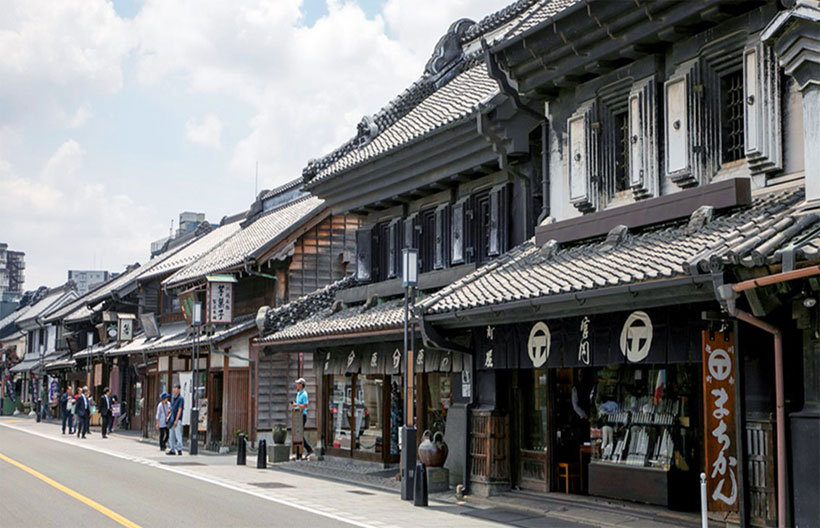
[
  {"x1": 702, "y1": 330, "x2": 739, "y2": 513},
  {"x1": 291, "y1": 408, "x2": 304, "y2": 456}
]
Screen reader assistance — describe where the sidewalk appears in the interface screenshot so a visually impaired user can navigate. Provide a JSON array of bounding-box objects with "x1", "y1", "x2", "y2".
[{"x1": 1, "y1": 415, "x2": 711, "y2": 528}]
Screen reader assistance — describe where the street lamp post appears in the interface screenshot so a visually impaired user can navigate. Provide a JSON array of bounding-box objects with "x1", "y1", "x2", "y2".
[
  {"x1": 36, "y1": 344, "x2": 44, "y2": 422},
  {"x1": 190, "y1": 302, "x2": 202, "y2": 455},
  {"x1": 400, "y1": 248, "x2": 418, "y2": 501}
]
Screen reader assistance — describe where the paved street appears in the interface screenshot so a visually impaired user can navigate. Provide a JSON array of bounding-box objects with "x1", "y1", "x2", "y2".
[{"x1": 0, "y1": 419, "x2": 505, "y2": 528}]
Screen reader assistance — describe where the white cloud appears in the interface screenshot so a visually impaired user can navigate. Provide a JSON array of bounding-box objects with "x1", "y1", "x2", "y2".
[
  {"x1": 0, "y1": 142, "x2": 164, "y2": 288},
  {"x1": 0, "y1": 0, "x2": 134, "y2": 128},
  {"x1": 186, "y1": 114, "x2": 223, "y2": 149}
]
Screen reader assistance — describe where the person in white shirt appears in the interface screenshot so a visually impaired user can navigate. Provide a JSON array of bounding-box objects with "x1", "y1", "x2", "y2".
[{"x1": 155, "y1": 392, "x2": 171, "y2": 451}]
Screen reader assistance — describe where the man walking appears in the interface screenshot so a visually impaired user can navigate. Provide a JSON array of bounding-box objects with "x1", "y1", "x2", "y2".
[
  {"x1": 156, "y1": 392, "x2": 170, "y2": 451},
  {"x1": 75, "y1": 387, "x2": 90, "y2": 439},
  {"x1": 99, "y1": 387, "x2": 112, "y2": 439},
  {"x1": 59, "y1": 386, "x2": 74, "y2": 434},
  {"x1": 291, "y1": 378, "x2": 314, "y2": 460},
  {"x1": 167, "y1": 385, "x2": 184, "y2": 456}
]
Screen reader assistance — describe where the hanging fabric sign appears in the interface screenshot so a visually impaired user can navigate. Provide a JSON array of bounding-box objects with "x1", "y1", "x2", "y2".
[{"x1": 702, "y1": 330, "x2": 739, "y2": 513}]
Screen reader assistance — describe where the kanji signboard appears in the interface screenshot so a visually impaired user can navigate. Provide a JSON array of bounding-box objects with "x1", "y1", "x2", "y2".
[
  {"x1": 702, "y1": 330, "x2": 739, "y2": 513},
  {"x1": 207, "y1": 282, "x2": 233, "y2": 324}
]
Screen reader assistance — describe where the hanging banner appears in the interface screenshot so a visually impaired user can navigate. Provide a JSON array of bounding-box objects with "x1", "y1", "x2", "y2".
[
  {"x1": 207, "y1": 282, "x2": 233, "y2": 324},
  {"x1": 702, "y1": 330, "x2": 739, "y2": 513},
  {"x1": 179, "y1": 371, "x2": 193, "y2": 426},
  {"x1": 179, "y1": 291, "x2": 197, "y2": 326}
]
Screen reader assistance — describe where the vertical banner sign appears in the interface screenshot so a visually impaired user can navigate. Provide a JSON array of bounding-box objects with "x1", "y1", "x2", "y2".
[
  {"x1": 702, "y1": 330, "x2": 739, "y2": 513},
  {"x1": 178, "y1": 291, "x2": 196, "y2": 326},
  {"x1": 179, "y1": 371, "x2": 193, "y2": 426},
  {"x1": 208, "y1": 282, "x2": 233, "y2": 324}
]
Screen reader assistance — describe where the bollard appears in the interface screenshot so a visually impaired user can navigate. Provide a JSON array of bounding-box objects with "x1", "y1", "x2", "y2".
[
  {"x1": 257, "y1": 439, "x2": 267, "y2": 469},
  {"x1": 35, "y1": 400, "x2": 41, "y2": 423},
  {"x1": 413, "y1": 461, "x2": 428, "y2": 507},
  {"x1": 700, "y1": 472, "x2": 708, "y2": 528},
  {"x1": 237, "y1": 433, "x2": 247, "y2": 465}
]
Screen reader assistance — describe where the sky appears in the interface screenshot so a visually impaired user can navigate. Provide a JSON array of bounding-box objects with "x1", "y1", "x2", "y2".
[{"x1": 0, "y1": 0, "x2": 512, "y2": 290}]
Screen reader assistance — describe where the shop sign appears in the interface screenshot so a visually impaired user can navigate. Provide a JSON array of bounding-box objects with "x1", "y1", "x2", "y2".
[
  {"x1": 620, "y1": 311, "x2": 653, "y2": 362},
  {"x1": 117, "y1": 314, "x2": 135, "y2": 342},
  {"x1": 461, "y1": 369, "x2": 471, "y2": 398},
  {"x1": 702, "y1": 330, "x2": 739, "y2": 513},
  {"x1": 527, "y1": 322, "x2": 551, "y2": 367},
  {"x1": 578, "y1": 316, "x2": 591, "y2": 365},
  {"x1": 391, "y1": 348, "x2": 401, "y2": 372},
  {"x1": 207, "y1": 282, "x2": 233, "y2": 324}
]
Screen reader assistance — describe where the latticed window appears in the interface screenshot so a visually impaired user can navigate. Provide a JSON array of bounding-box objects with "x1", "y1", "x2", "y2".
[
  {"x1": 614, "y1": 111, "x2": 630, "y2": 192},
  {"x1": 721, "y1": 70, "x2": 745, "y2": 163}
]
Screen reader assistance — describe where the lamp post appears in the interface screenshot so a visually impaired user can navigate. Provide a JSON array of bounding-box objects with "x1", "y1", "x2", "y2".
[
  {"x1": 190, "y1": 302, "x2": 202, "y2": 455},
  {"x1": 400, "y1": 248, "x2": 418, "y2": 501}
]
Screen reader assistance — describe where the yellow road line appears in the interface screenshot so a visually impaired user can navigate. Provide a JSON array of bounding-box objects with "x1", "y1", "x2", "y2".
[{"x1": 0, "y1": 452, "x2": 141, "y2": 528}]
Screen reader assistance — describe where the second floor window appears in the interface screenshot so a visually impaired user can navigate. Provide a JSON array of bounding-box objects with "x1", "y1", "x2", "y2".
[{"x1": 721, "y1": 69, "x2": 745, "y2": 164}]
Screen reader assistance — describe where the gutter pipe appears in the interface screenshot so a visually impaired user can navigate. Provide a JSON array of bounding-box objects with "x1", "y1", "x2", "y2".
[{"x1": 716, "y1": 265, "x2": 820, "y2": 528}]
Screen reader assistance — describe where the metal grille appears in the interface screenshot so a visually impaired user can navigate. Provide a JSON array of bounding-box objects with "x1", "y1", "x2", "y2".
[
  {"x1": 614, "y1": 111, "x2": 630, "y2": 192},
  {"x1": 721, "y1": 71, "x2": 745, "y2": 163},
  {"x1": 746, "y1": 419, "x2": 777, "y2": 527}
]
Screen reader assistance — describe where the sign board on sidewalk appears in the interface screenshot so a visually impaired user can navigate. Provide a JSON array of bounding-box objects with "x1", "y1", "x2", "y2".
[
  {"x1": 702, "y1": 330, "x2": 739, "y2": 513},
  {"x1": 291, "y1": 408, "x2": 304, "y2": 456}
]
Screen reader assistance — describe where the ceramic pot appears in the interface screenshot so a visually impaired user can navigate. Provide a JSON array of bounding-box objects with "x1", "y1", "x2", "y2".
[
  {"x1": 273, "y1": 424, "x2": 287, "y2": 444},
  {"x1": 417, "y1": 430, "x2": 448, "y2": 467}
]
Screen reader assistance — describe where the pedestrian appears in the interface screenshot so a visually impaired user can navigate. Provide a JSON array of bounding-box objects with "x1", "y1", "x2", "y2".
[
  {"x1": 156, "y1": 392, "x2": 171, "y2": 451},
  {"x1": 108, "y1": 395, "x2": 118, "y2": 434},
  {"x1": 74, "y1": 387, "x2": 82, "y2": 437},
  {"x1": 59, "y1": 386, "x2": 73, "y2": 434},
  {"x1": 99, "y1": 387, "x2": 112, "y2": 439},
  {"x1": 39, "y1": 383, "x2": 48, "y2": 421},
  {"x1": 167, "y1": 384, "x2": 184, "y2": 456},
  {"x1": 290, "y1": 378, "x2": 314, "y2": 460},
  {"x1": 75, "y1": 387, "x2": 90, "y2": 439}
]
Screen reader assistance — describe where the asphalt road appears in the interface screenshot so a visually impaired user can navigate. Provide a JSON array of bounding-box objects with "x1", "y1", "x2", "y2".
[{"x1": 0, "y1": 426, "x2": 350, "y2": 528}]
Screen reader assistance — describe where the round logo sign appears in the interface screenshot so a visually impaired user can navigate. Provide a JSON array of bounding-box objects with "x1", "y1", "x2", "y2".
[
  {"x1": 619, "y1": 311, "x2": 653, "y2": 363},
  {"x1": 527, "y1": 322, "x2": 551, "y2": 368}
]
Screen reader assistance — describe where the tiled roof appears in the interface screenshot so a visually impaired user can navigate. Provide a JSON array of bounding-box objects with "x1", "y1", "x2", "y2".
[
  {"x1": 257, "y1": 297, "x2": 405, "y2": 344},
  {"x1": 260, "y1": 178, "x2": 303, "y2": 201},
  {"x1": 308, "y1": 63, "x2": 499, "y2": 183},
  {"x1": 15, "y1": 285, "x2": 78, "y2": 327},
  {"x1": 0, "y1": 305, "x2": 30, "y2": 334},
  {"x1": 500, "y1": 0, "x2": 581, "y2": 40},
  {"x1": 83, "y1": 261, "x2": 154, "y2": 306},
  {"x1": 163, "y1": 195, "x2": 324, "y2": 287},
  {"x1": 138, "y1": 219, "x2": 244, "y2": 281},
  {"x1": 258, "y1": 275, "x2": 357, "y2": 337},
  {"x1": 420, "y1": 186, "x2": 818, "y2": 315}
]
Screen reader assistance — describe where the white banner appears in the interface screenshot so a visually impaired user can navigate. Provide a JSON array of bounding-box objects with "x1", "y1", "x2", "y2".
[{"x1": 179, "y1": 372, "x2": 193, "y2": 426}]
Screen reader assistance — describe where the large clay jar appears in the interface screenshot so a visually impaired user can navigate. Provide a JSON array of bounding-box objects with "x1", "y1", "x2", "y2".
[
  {"x1": 272, "y1": 424, "x2": 287, "y2": 445},
  {"x1": 417, "y1": 430, "x2": 448, "y2": 467}
]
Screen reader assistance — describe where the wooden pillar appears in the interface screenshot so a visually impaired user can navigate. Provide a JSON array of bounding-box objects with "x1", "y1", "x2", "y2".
[{"x1": 222, "y1": 353, "x2": 230, "y2": 446}]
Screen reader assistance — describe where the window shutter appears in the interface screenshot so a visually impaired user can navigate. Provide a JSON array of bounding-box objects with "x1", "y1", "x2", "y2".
[
  {"x1": 451, "y1": 198, "x2": 467, "y2": 265},
  {"x1": 628, "y1": 76, "x2": 659, "y2": 199},
  {"x1": 387, "y1": 218, "x2": 400, "y2": 278},
  {"x1": 355, "y1": 226, "x2": 372, "y2": 281},
  {"x1": 664, "y1": 60, "x2": 716, "y2": 188},
  {"x1": 567, "y1": 102, "x2": 598, "y2": 213},
  {"x1": 744, "y1": 43, "x2": 782, "y2": 174},
  {"x1": 488, "y1": 184, "x2": 508, "y2": 257},
  {"x1": 404, "y1": 213, "x2": 418, "y2": 249},
  {"x1": 434, "y1": 204, "x2": 448, "y2": 270}
]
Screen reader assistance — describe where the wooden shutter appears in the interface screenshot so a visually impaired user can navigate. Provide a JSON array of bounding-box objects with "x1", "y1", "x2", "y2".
[
  {"x1": 567, "y1": 102, "x2": 598, "y2": 213},
  {"x1": 434, "y1": 204, "x2": 449, "y2": 270},
  {"x1": 451, "y1": 198, "x2": 467, "y2": 265},
  {"x1": 404, "y1": 213, "x2": 418, "y2": 249},
  {"x1": 744, "y1": 43, "x2": 782, "y2": 174},
  {"x1": 464, "y1": 197, "x2": 476, "y2": 263},
  {"x1": 628, "y1": 76, "x2": 659, "y2": 199},
  {"x1": 355, "y1": 226, "x2": 372, "y2": 281}
]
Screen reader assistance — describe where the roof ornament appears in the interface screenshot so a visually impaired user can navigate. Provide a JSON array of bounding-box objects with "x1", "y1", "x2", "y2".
[
  {"x1": 686, "y1": 205, "x2": 715, "y2": 235},
  {"x1": 539, "y1": 239, "x2": 560, "y2": 259},
  {"x1": 425, "y1": 18, "x2": 476, "y2": 76},
  {"x1": 599, "y1": 225, "x2": 629, "y2": 252}
]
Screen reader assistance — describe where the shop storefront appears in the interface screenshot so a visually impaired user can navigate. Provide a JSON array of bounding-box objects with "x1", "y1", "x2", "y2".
[
  {"x1": 471, "y1": 304, "x2": 718, "y2": 511},
  {"x1": 319, "y1": 343, "x2": 463, "y2": 464}
]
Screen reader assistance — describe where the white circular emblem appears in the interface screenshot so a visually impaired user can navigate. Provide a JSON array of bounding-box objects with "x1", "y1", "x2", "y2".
[
  {"x1": 527, "y1": 322, "x2": 551, "y2": 368},
  {"x1": 620, "y1": 311, "x2": 653, "y2": 362}
]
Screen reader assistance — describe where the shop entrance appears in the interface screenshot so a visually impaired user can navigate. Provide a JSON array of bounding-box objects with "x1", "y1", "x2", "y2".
[{"x1": 209, "y1": 372, "x2": 223, "y2": 445}]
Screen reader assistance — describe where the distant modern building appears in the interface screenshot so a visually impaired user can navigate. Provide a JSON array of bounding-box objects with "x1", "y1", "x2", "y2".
[
  {"x1": 0, "y1": 244, "x2": 25, "y2": 314},
  {"x1": 150, "y1": 211, "x2": 210, "y2": 256},
  {"x1": 67, "y1": 270, "x2": 112, "y2": 295}
]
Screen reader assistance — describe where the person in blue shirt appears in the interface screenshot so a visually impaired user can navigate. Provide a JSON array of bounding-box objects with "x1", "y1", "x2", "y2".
[
  {"x1": 167, "y1": 384, "x2": 184, "y2": 456},
  {"x1": 291, "y1": 378, "x2": 313, "y2": 459}
]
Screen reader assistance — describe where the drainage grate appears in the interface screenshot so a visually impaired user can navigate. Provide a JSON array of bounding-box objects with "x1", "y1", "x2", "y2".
[
  {"x1": 249, "y1": 482, "x2": 295, "y2": 489},
  {"x1": 160, "y1": 461, "x2": 206, "y2": 466},
  {"x1": 345, "y1": 490, "x2": 375, "y2": 496}
]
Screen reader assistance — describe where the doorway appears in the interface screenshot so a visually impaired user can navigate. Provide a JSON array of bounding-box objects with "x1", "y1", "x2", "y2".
[{"x1": 209, "y1": 372, "x2": 223, "y2": 445}]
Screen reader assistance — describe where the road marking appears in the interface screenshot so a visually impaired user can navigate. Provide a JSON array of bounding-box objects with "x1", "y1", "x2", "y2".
[
  {"x1": 0, "y1": 452, "x2": 142, "y2": 528},
  {"x1": 0, "y1": 423, "x2": 376, "y2": 528}
]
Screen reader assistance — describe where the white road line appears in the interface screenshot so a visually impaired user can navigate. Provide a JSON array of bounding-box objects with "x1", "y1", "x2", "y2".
[{"x1": 0, "y1": 422, "x2": 377, "y2": 528}]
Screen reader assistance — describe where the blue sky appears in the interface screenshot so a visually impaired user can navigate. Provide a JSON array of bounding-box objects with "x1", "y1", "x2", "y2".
[{"x1": 0, "y1": 0, "x2": 510, "y2": 288}]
